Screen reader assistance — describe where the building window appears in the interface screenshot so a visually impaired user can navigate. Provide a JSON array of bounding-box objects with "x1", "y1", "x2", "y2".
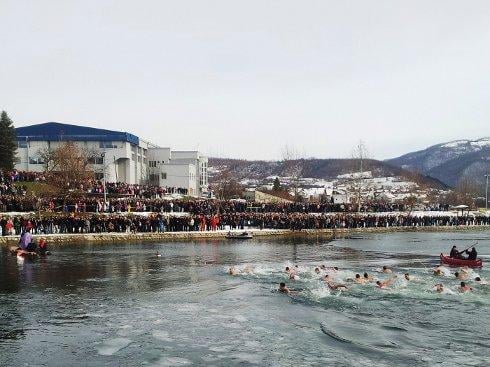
[
  {"x1": 88, "y1": 157, "x2": 104, "y2": 165},
  {"x1": 29, "y1": 157, "x2": 45, "y2": 165},
  {"x1": 149, "y1": 173, "x2": 159, "y2": 183},
  {"x1": 161, "y1": 173, "x2": 167, "y2": 179},
  {"x1": 99, "y1": 141, "x2": 117, "y2": 149}
]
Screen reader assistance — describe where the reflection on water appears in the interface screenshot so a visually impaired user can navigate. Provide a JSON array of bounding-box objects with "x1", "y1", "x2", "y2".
[{"x1": 0, "y1": 232, "x2": 489, "y2": 366}]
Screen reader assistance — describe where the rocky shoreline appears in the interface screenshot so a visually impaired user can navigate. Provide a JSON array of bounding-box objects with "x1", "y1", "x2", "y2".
[{"x1": 1, "y1": 225, "x2": 489, "y2": 246}]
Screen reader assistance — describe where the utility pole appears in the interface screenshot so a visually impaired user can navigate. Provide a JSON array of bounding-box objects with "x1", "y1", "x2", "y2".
[
  {"x1": 358, "y1": 152, "x2": 362, "y2": 213},
  {"x1": 485, "y1": 174, "x2": 489, "y2": 212},
  {"x1": 101, "y1": 152, "x2": 107, "y2": 211}
]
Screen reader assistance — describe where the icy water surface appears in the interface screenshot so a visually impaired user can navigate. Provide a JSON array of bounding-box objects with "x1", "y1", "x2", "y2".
[{"x1": 0, "y1": 231, "x2": 489, "y2": 366}]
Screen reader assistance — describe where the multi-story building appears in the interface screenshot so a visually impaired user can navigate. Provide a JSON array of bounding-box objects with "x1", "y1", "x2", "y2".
[
  {"x1": 147, "y1": 150, "x2": 208, "y2": 196},
  {"x1": 14, "y1": 122, "x2": 208, "y2": 196}
]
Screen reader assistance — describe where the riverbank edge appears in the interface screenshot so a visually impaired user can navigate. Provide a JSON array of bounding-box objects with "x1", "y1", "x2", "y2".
[{"x1": 1, "y1": 225, "x2": 489, "y2": 246}]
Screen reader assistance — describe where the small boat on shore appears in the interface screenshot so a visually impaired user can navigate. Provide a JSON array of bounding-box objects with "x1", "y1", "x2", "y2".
[
  {"x1": 226, "y1": 231, "x2": 253, "y2": 240},
  {"x1": 440, "y1": 254, "x2": 483, "y2": 268}
]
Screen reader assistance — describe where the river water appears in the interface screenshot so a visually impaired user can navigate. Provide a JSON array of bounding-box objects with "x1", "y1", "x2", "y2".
[{"x1": 0, "y1": 231, "x2": 489, "y2": 366}]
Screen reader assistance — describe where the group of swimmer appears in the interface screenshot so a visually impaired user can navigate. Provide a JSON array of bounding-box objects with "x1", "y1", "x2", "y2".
[
  {"x1": 228, "y1": 262, "x2": 486, "y2": 295},
  {"x1": 433, "y1": 264, "x2": 486, "y2": 293},
  {"x1": 281, "y1": 264, "x2": 411, "y2": 293}
]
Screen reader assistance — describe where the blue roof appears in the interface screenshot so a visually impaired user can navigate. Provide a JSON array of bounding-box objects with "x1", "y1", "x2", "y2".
[{"x1": 15, "y1": 122, "x2": 139, "y2": 145}]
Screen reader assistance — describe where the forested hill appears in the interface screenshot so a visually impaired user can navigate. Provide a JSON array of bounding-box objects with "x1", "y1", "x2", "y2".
[{"x1": 208, "y1": 157, "x2": 447, "y2": 189}]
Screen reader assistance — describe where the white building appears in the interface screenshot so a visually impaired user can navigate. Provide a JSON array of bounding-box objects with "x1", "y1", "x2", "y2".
[
  {"x1": 147, "y1": 150, "x2": 208, "y2": 196},
  {"x1": 15, "y1": 122, "x2": 208, "y2": 196}
]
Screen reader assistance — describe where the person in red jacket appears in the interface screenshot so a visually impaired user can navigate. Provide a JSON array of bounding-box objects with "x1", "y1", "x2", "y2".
[{"x1": 38, "y1": 237, "x2": 48, "y2": 256}]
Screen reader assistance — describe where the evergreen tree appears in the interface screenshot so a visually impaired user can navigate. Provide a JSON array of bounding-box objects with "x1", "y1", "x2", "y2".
[
  {"x1": 0, "y1": 111, "x2": 17, "y2": 171},
  {"x1": 273, "y1": 177, "x2": 281, "y2": 191}
]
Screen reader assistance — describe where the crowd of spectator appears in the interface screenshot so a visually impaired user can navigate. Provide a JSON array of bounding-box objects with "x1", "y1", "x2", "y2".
[
  {"x1": 0, "y1": 193, "x2": 454, "y2": 215},
  {"x1": 1, "y1": 170, "x2": 46, "y2": 183},
  {"x1": 1, "y1": 212, "x2": 490, "y2": 237},
  {"x1": 88, "y1": 181, "x2": 189, "y2": 198},
  {"x1": 1, "y1": 170, "x2": 489, "y2": 237}
]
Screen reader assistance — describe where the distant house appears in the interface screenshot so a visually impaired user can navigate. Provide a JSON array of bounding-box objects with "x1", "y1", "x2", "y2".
[{"x1": 331, "y1": 189, "x2": 356, "y2": 204}]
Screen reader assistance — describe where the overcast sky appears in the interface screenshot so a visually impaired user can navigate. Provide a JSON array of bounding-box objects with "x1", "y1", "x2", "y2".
[{"x1": 1, "y1": 1, "x2": 489, "y2": 160}]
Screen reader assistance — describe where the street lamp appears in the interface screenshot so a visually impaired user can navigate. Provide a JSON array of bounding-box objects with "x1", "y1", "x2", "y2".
[
  {"x1": 101, "y1": 152, "x2": 107, "y2": 210},
  {"x1": 485, "y1": 174, "x2": 489, "y2": 212}
]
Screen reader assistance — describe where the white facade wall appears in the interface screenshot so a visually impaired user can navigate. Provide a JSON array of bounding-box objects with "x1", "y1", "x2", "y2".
[
  {"x1": 171, "y1": 151, "x2": 209, "y2": 195},
  {"x1": 148, "y1": 163, "x2": 197, "y2": 196}
]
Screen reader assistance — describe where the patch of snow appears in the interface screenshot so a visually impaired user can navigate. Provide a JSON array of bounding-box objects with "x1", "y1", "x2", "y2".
[
  {"x1": 337, "y1": 171, "x2": 372, "y2": 179},
  {"x1": 441, "y1": 140, "x2": 467, "y2": 148},
  {"x1": 470, "y1": 138, "x2": 490, "y2": 148}
]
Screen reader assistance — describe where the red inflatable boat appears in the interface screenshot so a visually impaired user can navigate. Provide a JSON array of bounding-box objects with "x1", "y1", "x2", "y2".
[{"x1": 440, "y1": 254, "x2": 483, "y2": 268}]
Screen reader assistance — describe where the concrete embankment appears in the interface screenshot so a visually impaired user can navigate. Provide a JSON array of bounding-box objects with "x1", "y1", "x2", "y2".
[{"x1": 1, "y1": 225, "x2": 489, "y2": 247}]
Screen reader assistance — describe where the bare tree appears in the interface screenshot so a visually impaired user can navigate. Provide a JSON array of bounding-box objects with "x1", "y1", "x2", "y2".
[
  {"x1": 38, "y1": 141, "x2": 97, "y2": 193},
  {"x1": 350, "y1": 140, "x2": 370, "y2": 212},
  {"x1": 212, "y1": 170, "x2": 243, "y2": 200},
  {"x1": 281, "y1": 144, "x2": 304, "y2": 202},
  {"x1": 444, "y1": 177, "x2": 479, "y2": 208}
]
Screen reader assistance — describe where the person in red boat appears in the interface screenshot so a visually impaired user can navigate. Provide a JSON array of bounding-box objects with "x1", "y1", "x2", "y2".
[
  {"x1": 449, "y1": 246, "x2": 462, "y2": 259},
  {"x1": 464, "y1": 247, "x2": 477, "y2": 261}
]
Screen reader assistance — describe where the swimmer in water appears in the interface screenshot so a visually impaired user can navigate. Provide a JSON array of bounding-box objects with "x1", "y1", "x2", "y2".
[
  {"x1": 474, "y1": 277, "x2": 487, "y2": 285},
  {"x1": 242, "y1": 265, "x2": 254, "y2": 274},
  {"x1": 355, "y1": 273, "x2": 368, "y2": 284},
  {"x1": 279, "y1": 282, "x2": 290, "y2": 294},
  {"x1": 382, "y1": 266, "x2": 392, "y2": 274},
  {"x1": 314, "y1": 267, "x2": 321, "y2": 274},
  {"x1": 289, "y1": 273, "x2": 299, "y2": 281},
  {"x1": 458, "y1": 281, "x2": 472, "y2": 293},
  {"x1": 434, "y1": 284, "x2": 444, "y2": 293},
  {"x1": 363, "y1": 272, "x2": 374, "y2": 282},
  {"x1": 454, "y1": 271, "x2": 468, "y2": 280},
  {"x1": 404, "y1": 273, "x2": 410, "y2": 281},
  {"x1": 433, "y1": 266, "x2": 444, "y2": 276},
  {"x1": 376, "y1": 276, "x2": 398, "y2": 289},
  {"x1": 156, "y1": 251, "x2": 162, "y2": 257},
  {"x1": 320, "y1": 265, "x2": 327, "y2": 270},
  {"x1": 324, "y1": 274, "x2": 348, "y2": 290},
  {"x1": 228, "y1": 267, "x2": 238, "y2": 276}
]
